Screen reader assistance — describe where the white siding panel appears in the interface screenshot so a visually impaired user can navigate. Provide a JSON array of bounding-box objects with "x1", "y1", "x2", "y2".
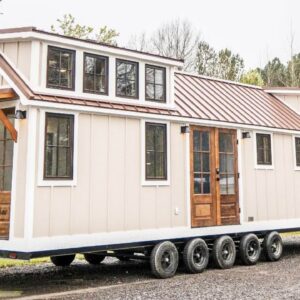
[
  {"x1": 107, "y1": 117, "x2": 126, "y2": 232},
  {"x1": 70, "y1": 114, "x2": 90, "y2": 234},
  {"x1": 50, "y1": 187, "x2": 71, "y2": 236},
  {"x1": 89, "y1": 115, "x2": 109, "y2": 233},
  {"x1": 242, "y1": 132, "x2": 300, "y2": 222},
  {"x1": 124, "y1": 118, "x2": 140, "y2": 231}
]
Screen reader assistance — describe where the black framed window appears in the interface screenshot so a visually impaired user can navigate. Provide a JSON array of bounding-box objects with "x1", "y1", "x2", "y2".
[
  {"x1": 295, "y1": 137, "x2": 300, "y2": 167},
  {"x1": 145, "y1": 65, "x2": 166, "y2": 103},
  {"x1": 83, "y1": 53, "x2": 108, "y2": 95},
  {"x1": 256, "y1": 133, "x2": 272, "y2": 165},
  {"x1": 44, "y1": 113, "x2": 74, "y2": 180},
  {"x1": 145, "y1": 123, "x2": 167, "y2": 180},
  {"x1": 116, "y1": 59, "x2": 138, "y2": 98},
  {"x1": 47, "y1": 46, "x2": 75, "y2": 90}
]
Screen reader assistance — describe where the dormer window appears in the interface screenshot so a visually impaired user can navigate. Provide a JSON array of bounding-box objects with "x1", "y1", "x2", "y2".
[
  {"x1": 47, "y1": 46, "x2": 75, "y2": 90},
  {"x1": 145, "y1": 65, "x2": 166, "y2": 103},
  {"x1": 116, "y1": 59, "x2": 138, "y2": 98},
  {"x1": 83, "y1": 53, "x2": 108, "y2": 95}
]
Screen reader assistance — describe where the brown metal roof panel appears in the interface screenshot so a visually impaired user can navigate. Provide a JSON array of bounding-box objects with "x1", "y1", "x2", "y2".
[
  {"x1": 174, "y1": 72, "x2": 300, "y2": 131},
  {"x1": 175, "y1": 77, "x2": 221, "y2": 120},
  {"x1": 257, "y1": 90, "x2": 300, "y2": 129},
  {"x1": 244, "y1": 87, "x2": 297, "y2": 128},
  {"x1": 206, "y1": 80, "x2": 261, "y2": 125},
  {"x1": 222, "y1": 83, "x2": 280, "y2": 127},
  {"x1": 194, "y1": 78, "x2": 252, "y2": 124}
]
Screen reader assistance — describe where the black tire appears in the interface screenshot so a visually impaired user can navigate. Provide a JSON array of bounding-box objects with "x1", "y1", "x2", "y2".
[
  {"x1": 150, "y1": 241, "x2": 179, "y2": 279},
  {"x1": 240, "y1": 234, "x2": 261, "y2": 265},
  {"x1": 263, "y1": 231, "x2": 283, "y2": 262},
  {"x1": 183, "y1": 238, "x2": 209, "y2": 274},
  {"x1": 50, "y1": 254, "x2": 75, "y2": 267},
  {"x1": 213, "y1": 235, "x2": 236, "y2": 269},
  {"x1": 84, "y1": 253, "x2": 106, "y2": 265}
]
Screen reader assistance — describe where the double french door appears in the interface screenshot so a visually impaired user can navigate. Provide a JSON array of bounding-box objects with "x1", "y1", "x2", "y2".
[{"x1": 190, "y1": 126, "x2": 240, "y2": 227}]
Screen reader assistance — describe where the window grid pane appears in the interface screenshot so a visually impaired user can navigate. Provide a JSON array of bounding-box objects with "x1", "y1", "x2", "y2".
[
  {"x1": 256, "y1": 134, "x2": 272, "y2": 165},
  {"x1": 145, "y1": 65, "x2": 166, "y2": 103},
  {"x1": 193, "y1": 131, "x2": 211, "y2": 195},
  {"x1": 83, "y1": 54, "x2": 108, "y2": 94},
  {"x1": 219, "y1": 132, "x2": 235, "y2": 195},
  {"x1": 116, "y1": 60, "x2": 138, "y2": 98},
  {"x1": 47, "y1": 47, "x2": 75, "y2": 90},
  {"x1": 145, "y1": 123, "x2": 167, "y2": 180},
  {"x1": 44, "y1": 113, "x2": 74, "y2": 179}
]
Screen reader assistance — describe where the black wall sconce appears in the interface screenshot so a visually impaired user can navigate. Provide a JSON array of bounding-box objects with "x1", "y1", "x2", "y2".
[
  {"x1": 181, "y1": 125, "x2": 190, "y2": 134},
  {"x1": 15, "y1": 110, "x2": 27, "y2": 119},
  {"x1": 242, "y1": 131, "x2": 251, "y2": 139}
]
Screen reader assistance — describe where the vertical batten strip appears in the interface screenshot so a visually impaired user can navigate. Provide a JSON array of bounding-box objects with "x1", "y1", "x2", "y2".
[{"x1": 23, "y1": 107, "x2": 37, "y2": 243}]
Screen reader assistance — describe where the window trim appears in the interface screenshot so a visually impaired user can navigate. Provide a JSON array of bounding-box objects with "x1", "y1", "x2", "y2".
[
  {"x1": 38, "y1": 110, "x2": 78, "y2": 187},
  {"x1": 254, "y1": 132, "x2": 274, "y2": 170},
  {"x1": 43, "y1": 112, "x2": 74, "y2": 180},
  {"x1": 141, "y1": 119, "x2": 170, "y2": 186},
  {"x1": 46, "y1": 46, "x2": 76, "y2": 91},
  {"x1": 145, "y1": 64, "x2": 167, "y2": 103},
  {"x1": 293, "y1": 135, "x2": 300, "y2": 171},
  {"x1": 83, "y1": 52, "x2": 109, "y2": 95},
  {"x1": 115, "y1": 59, "x2": 139, "y2": 99}
]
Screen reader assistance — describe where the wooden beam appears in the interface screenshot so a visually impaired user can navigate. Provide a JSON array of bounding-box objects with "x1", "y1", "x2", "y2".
[
  {"x1": 0, "y1": 109, "x2": 17, "y2": 142},
  {"x1": 0, "y1": 88, "x2": 17, "y2": 100}
]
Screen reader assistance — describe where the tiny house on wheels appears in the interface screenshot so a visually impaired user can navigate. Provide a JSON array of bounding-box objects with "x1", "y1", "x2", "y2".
[{"x1": 0, "y1": 27, "x2": 300, "y2": 278}]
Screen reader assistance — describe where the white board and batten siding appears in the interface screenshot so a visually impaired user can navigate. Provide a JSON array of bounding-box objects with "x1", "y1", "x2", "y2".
[
  {"x1": 242, "y1": 132, "x2": 300, "y2": 223},
  {"x1": 33, "y1": 112, "x2": 187, "y2": 238},
  {"x1": 0, "y1": 41, "x2": 32, "y2": 85}
]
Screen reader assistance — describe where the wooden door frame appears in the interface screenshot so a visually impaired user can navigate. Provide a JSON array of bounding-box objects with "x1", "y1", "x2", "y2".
[
  {"x1": 190, "y1": 126, "x2": 217, "y2": 227},
  {"x1": 190, "y1": 126, "x2": 240, "y2": 228},
  {"x1": 218, "y1": 128, "x2": 240, "y2": 225}
]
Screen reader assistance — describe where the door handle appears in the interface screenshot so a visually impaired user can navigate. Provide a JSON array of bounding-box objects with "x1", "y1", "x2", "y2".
[{"x1": 216, "y1": 168, "x2": 220, "y2": 181}]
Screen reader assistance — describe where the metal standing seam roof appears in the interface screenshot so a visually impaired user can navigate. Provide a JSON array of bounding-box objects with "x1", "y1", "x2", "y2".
[
  {"x1": 174, "y1": 73, "x2": 300, "y2": 131},
  {"x1": 0, "y1": 52, "x2": 300, "y2": 131}
]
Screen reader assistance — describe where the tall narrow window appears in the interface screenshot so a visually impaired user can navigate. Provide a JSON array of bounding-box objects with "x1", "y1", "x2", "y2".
[
  {"x1": 219, "y1": 132, "x2": 235, "y2": 195},
  {"x1": 145, "y1": 123, "x2": 167, "y2": 180},
  {"x1": 145, "y1": 65, "x2": 166, "y2": 103},
  {"x1": 83, "y1": 53, "x2": 108, "y2": 95},
  {"x1": 47, "y1": 46, "x2": 75, "y2": 90},
  {"x1": 116, "y1": 59, "x2": 138, "y2": 98},
  {"x1": 44, "y1": 113, "x2": 74, "y2": 179},
  {"x1": 193, "y1": 130, "x2": 211, "y2": 194},
  {"x1": 256, "y1": 133, "x2": 272, "y2": 166},
  {"x1": 295, "y1": 137, "x2": 300, "y2": 167}
]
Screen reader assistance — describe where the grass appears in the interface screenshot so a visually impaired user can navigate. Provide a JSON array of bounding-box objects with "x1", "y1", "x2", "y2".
[
  {"x1": 0, "y1": 254, "x2": 84, "y2": 269},
  {"x1": 0, "y1": 257, "x2": 50, "y2": 268}
]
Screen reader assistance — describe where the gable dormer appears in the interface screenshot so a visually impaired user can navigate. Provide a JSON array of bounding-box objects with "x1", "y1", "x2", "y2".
[{"x1": 0, "y1": 27, "x2": 183, "y2": 109}]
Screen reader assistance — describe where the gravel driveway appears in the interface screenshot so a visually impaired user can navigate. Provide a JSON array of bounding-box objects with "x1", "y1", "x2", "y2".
[{"x1": 1, "y1": 235, "x2": 300, "y2": 299}]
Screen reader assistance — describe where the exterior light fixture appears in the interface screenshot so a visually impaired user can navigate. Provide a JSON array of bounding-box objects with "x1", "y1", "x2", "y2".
[
  {"x1": 15, "y1": 110, "x2": 27, "y2": 119},
  {"x1": 181, "y1": 125, "x2": 190, "y2": 134},
  {"x1": 242, "y1": 132, "x2": 251, "y2": 139}
]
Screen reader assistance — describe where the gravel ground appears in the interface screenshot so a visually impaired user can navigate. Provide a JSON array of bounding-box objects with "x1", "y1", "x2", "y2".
[{"x1": 1, "y1": 235, "x2": 300, "y2": 299}]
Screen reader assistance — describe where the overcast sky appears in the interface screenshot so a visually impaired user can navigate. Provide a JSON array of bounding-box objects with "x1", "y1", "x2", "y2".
[{"x1": 0, "y1": 0, "x2": 299, "y2": 69}]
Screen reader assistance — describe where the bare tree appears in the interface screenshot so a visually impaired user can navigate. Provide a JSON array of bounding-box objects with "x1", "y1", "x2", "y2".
[
  {"x1": 288, "y1": 21, "x2": 296, "y2": 86},
  {"x1": 127, "y1": 32, "x2": 149, "y2": 52},
  {"x1": 150, "y1": 19, "x2": 200, "y2": 71}
]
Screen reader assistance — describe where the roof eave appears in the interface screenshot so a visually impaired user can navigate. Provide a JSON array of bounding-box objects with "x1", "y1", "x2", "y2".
[{"x1": 0, "y1": 27, "x2": 184, "y2": 67}]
